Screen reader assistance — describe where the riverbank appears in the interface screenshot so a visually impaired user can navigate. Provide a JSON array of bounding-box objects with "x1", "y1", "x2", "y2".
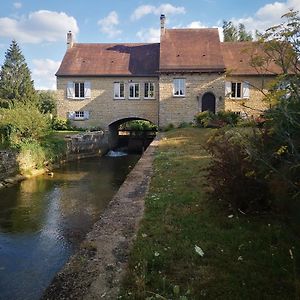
[
  {"x1": 120, "y1": 128, "x2": 300, "y2": 299},
  {"x1": 0, "y1": 131, "x2": 109, "y2": 189},
  {"x1": 42, "y1": 137, "x2": 158, "y2": 299}
]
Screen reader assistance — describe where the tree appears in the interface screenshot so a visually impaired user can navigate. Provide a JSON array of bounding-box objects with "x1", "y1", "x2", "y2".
[
  {"x1": 223, "y1": 21, "x2": 253, "y2": 42},
  {"x1": 0, "y1": 40, "x2": 36, "y2": 104},
  {"x1": 238, "y1": 23, "x2": 253, "y2": 41},
  {"x1": 37, "y1": 90, "x2": 57, "y2": 114},
  {"x1": 223, "y1": 21, "x2": 238, "y2": 41}
]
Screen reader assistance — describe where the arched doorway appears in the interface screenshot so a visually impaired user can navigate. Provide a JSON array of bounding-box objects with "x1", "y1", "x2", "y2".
[{"x1": 201, "y1": 92, "x2": 216, "y2": 114}]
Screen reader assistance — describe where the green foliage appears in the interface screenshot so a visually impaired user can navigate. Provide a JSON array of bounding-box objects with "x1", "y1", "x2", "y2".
[
  {"x1": 0, "y1": 40, "x2": 37, "y2": 104},
  {"x1": 194, "y1": 111, "x2": 215, "y2": 127},
  {"x1": 194, "y1": 111, "x2": 241, "y2": 128},
  {"x1": 205, "y1": 129, "x2": 271, "y2": 212},
  {"x1": 37, "y1": 90, "x2": 57, "y2": 114},
  {"x1": 0, "y1": 103, "x2": 51, "y2": 145},
  {"x1": 120, "y1": 128, "x2": 300, "y2": 299},
  {"x1": 51, "y1": 117, "x2": 72, "y2": 131},
  {"x1": 120, "y1": 120, "x2": 158, "y2": 131},
  {"x1": 223, "y1": 21, "x2": 253, "y2": 42}
]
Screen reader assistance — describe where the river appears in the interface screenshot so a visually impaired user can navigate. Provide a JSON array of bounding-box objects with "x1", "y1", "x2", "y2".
[{"x1": 0, "y1": 154, "x2": 139, "y2": 300}]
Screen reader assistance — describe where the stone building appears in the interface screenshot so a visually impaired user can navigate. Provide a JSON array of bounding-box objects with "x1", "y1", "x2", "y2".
[{"x1": 56, "y1": 15, "x2": 281, "y2": 129}]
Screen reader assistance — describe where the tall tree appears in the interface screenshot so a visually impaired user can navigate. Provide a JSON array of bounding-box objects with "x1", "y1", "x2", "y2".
[
  {"x1": 223, "y1": 21, "x2": 238, "y2": 41},
  {"x1": 223, "y1": 21, "x2": 253, "y2": 41},
  {"x1": 238, "y1": 23, "x2": 253, "y2": 41},
  {"x1": 0, "y1": 40, "x2": 36, "y2": 104}
]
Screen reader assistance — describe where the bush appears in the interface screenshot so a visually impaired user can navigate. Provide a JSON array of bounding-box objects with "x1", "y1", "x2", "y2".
[
  {"x1": 216, "y1": 111, "x2": 241, "y2": 125},
  {"x1": 120, "y1": 120, "x2": 157, "y2": 131},
  {"x1": 205, "y1": 129, "x2": 271, "y2": 212},
  {"x1": 195, "y1": 111, "x2": 241, "y2": 128},
  {"x1": 0, "y1": 103, "x2": 51, "y2": 145},
  {"x1": 51, "y1": 117, "x2": 72, "y2": 131},
  {"x1": 194, "y1": 111, "x2": 215, "y2": 127}
]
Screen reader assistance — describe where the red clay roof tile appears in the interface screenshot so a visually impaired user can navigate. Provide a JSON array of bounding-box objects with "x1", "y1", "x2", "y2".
[
  {"x1": 221, "y1": 42, "x2": 282, "y2": 75},
  {"x1": 159, "y1": 28, "x2": 225, "y2": 72},
  {"x1": 56, "y1": 43, "x2": 160, "y2": 77}
]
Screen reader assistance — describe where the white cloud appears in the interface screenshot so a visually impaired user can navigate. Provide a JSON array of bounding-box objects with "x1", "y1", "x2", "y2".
[
  {"x1": 97, "y1": 11, "x2": 122, "y2": 38},
  {"x1": 137, "y1": 27, "x2": 160, "y2": 43},
  {"x1": 187, "y1": 21, "x2": 206, "y2": 28},
  {"x1": 13, "y1": 2, "x2": 22, "y2": 9},
  {"x1": 32, "y1": 59, "x2": 61, "y2": 90},
  {"x1": 0, "y1": 10, "x2": 78, "y2": 43},
  {"x1": 231, "y1": 0, "x2": 300, "y2": 34},
  {"x1": 131, "y1": 3, "x2": 186, "y2": 21}
]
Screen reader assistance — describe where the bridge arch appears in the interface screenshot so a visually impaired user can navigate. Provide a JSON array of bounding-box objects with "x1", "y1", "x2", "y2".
[{"x1": 108, "y1": 116, "x2": 157, "y2": 149}]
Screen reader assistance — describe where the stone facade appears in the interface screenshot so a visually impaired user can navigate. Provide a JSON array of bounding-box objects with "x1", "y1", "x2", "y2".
[
  {"x1": 57, "y1": 77, "x2": 159, "y2": 129},
  {"x1": 159, "y1": 73, "x2": 225, "y2": 127},
  {"x1": 225, "y1": 75, "x2": 275, "y2": 117},
  {"x1": 57, "y1": 74, "x2": 274, "y2": 128}
]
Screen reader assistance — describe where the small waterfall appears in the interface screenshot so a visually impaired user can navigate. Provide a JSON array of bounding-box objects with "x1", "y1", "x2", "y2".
[{"x1": 106, "y1": 150, "x2": 128, "y2": 157}]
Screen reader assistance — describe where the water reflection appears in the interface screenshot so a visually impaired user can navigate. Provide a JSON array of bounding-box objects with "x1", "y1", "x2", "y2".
[{"x1": 0, "y1": 155, "x2": 139, "y2": 300}]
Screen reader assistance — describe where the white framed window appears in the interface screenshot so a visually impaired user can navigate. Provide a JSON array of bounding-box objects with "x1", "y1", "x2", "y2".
[
  {"x1": 144, "y1": 82, "x2": 155, "y2": 99},
  {"x1": 68, "y1": 111, "x2": 89, "y2": 120},
  {"x1": 173, "y1": 78, "x2": 185, "y2": 97},
  {"x1": 67, "y1": 81, "x2": 91, "y2": 99},
  {"x1": 129, "y1": 83, "x2": 140, "y2": 99},
  {"x1": 225, "y1": 81, "x2": 249, "y2": 99},
  {"x1": 114, "y1": 82, "x2": 125, "y2": 99},
  {"x1": 75, "y1": 82, "x2": 85, "y2": 98}
]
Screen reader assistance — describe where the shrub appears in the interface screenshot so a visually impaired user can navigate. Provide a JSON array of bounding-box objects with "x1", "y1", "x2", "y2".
[
  {"x1": 194, "y1": 111, "x2": 215, "y2": 127},
  {"x1": 120, "y1": 120, "x2": 157, "y2": 131},
  {"x1": 51, "y1": 117, "x2": 72, "y2": 131},
  {"x1": 0, "y1": 103, "x2": 51, "y2": 145},
  {"x1": 205, "y1": 129, "x2": 271, "y2": 212},
  {"x1": 195, "y1": 111, "x2": 241, "y2": 128},
  {"x1": 216, "y1": 111, "x2": 241, "y2": 125}
]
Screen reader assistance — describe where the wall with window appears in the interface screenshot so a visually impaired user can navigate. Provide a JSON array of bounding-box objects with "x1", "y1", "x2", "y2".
[
  {"x1": 56, "y1": 77, "x2": 159, "y2": 129},
  {"x1": 224, "y1": 76, "x2": 275, "y2": 117},
  {"x1": 159, "y1": 73, "x2": 225, "y2": 127}
]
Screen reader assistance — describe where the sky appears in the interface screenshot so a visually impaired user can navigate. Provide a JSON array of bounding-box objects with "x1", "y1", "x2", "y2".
[{"x1": 0, "y1": 0, "x2": 299, "y2": 90}]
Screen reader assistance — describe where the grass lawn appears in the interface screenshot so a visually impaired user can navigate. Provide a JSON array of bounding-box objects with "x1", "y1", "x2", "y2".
[{"x1": 120, "y1": 128, "x2": 300, "y2": 300}]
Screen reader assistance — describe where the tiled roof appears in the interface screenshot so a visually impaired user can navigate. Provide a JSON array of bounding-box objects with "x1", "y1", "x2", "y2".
[
  {"x1": 221, "y1": 42, "x2": 282, "y2": 75},
  {"x1": 159, "y1": 28, "x2": 225, "y2": 72},
  {"x1": 56, "y1": 43, "x2": 160, "y2": 77}
]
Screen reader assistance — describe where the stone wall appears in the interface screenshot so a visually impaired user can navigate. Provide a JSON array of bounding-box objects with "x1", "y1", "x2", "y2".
[
  {"x1": 0, "y1": 150, "x2": 18, "y2": 181},
  {"x1": 65, "y1": 131, "x2": 109, "y2": 160},
  {"x1": 0, "y1": 131, "x2": 109, "y2": 189},
  {"x1": 225, "y1": 75, "x2": 275, "y2": 117},
  {"x1": 159, "y1": 73, "x2": 225, "y2": 127},
  {"x1": 56, "y1": 77, "x2": 159, "y2": 129}
]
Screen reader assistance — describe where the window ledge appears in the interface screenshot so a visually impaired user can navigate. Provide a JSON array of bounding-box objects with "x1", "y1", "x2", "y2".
[
  {"x1": 114, "y1": 97, "x2": 125, "y2": 100},
  {"x1": 173, "y1": 95, "x2": 186, "y2": 98},
  {"x1": 128, "y1": 98, "x2": 141, "y2": 100}
]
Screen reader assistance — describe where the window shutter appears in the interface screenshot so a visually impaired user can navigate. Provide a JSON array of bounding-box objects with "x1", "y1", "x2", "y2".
[
  {"x1": 225, "y1": 81, "x2": 231, "y2": 97},
  {"x1": 84, "y1": 111, "x2": 90, "y2": 120},
  {"x1": 67, "y1": 82, "x2": 74, "y2": 98},
  {"x1": 68, "y1": 111, "x2": 75, "y2": 120},
  {"x1": 114, "y1": 83, "x2": 119, "y2": 98},
  {"x1": 243, "y1": 81, "x2": 250, "y2": 99},
  {"x1": 84, "y1": 81, "x2": 91, "y2": 98}
]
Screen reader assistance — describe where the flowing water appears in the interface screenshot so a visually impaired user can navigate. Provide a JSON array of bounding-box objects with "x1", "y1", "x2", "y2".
[{"x1": 0, "y1": 154, "x2": 139, "y2": 300}]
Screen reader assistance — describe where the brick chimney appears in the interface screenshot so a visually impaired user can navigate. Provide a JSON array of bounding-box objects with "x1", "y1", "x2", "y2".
[
  {"x1": 67, "y1": 31, "x2": 73, "y2": 49},
  {"x1": 160, "y1": 14, "x2": 166, "y2": 36}
]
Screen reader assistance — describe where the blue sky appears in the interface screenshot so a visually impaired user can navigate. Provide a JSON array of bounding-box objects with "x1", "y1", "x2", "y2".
[{"x1": 0, "y1": 0, "x2": 299, "y2": 89}]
